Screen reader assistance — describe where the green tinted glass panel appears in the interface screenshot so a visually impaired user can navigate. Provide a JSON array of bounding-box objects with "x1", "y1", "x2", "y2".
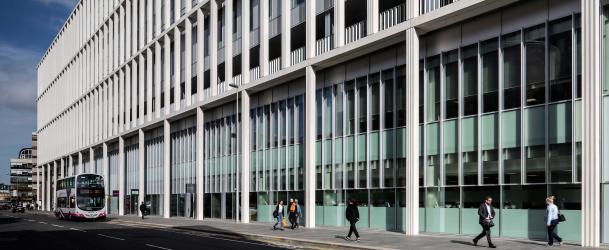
[
  {"x1": 481, "y1": 114, "x2": 498, "y2": 150},
  {"x1": 427, "y1": 123, "x2": 439, "y2": 155},
  {"x1": 548, "y1": 102, "x2": 572, "y2": 144},
  {"x1": 316, "y1": 141, "x2": 322, "y2": 165},
  {"x1": 383, "y1": 130, "x2": 394, "y2": 158},
  {"x1": 419, "y1": 125, "x2": 424, "y2": 156},
  {"x1": 324, "y1": 140, "x2": 332, "y2": 164},
  {"x1": 370, "y1": 132, "x2": 379, "y2": 161},
  {"x1": 397, "y1": 127, "x2": 407, "y2": 158},
  {"x1": 525, "y1": 106, "x2": 545, "y2": 146},
  {"x1": 575, "y1": 100, "x2": 582, "y2": 142},
  {"x1": 444, "y1": 120, "x2": 457, "y2": 154},
  {"x1": 462, "y1": 117, "x2": 477, "y2": 152},
  {"x1": 345, "y1": 136, "x2": 354, "y2": 163},
  {"x1": 358, "y1": 134, "x2": 366, "y2": 161},
  {"x1": 502, "y1": 110, "x2": 521, "y2": 148},
  {"x1": 335, "y1": 138, "x2": 343, "y2": 162}
]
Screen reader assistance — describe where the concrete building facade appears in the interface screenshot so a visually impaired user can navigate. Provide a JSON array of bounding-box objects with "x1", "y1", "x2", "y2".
[{"x1": 35, "y1": 0, "x2": 606, "y2": 246}]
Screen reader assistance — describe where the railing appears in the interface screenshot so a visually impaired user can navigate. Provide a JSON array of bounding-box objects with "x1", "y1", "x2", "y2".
[
  {"x1": 291, "y1": 46, "x2": 305, "y2": 65},
  {"x1": 204, "y1": 88, "x2": 211, "y2": 99},
  {"x1": 419, "y1": 0, "x2": 460, "y2": 15},
  {"x1": 232, "y1": 74, "x2": 242, "y2": 87},
  {"x1": 316, "y1": 35, "x2": 333, "y2": 56},
  {"x1": 250, "y1": 28, "x2": 260, "y2": 48},
  {"x1": 345, "y1": 20, "x2": 366, "y2": 44},
  {"x1": 250, "y1": 66, "x2": 260, "y2": 81},
  {"x1": 269, "y1": 57, "x2": 281, "y2": 74},
  {"x1": 380, "y1": 3, "x2": 406, "y2": 31},
  {"x1": 217, "y1": 81, "x2": 226, "y2": 94},
  {"x1": 316, "y1": 0, "x2": 334, "y2": 14},
  {"x1": 233, "y1": 37, "x2": 242, "y2": 56},
  {"x1": 269, "y1": 16, "x2": 281, "y2": 38},
  {"x1": 291, "y1": 3, "x2": 306, "y2": 27}
]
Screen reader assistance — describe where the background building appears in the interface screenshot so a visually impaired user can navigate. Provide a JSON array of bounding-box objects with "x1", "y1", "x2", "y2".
[
  {"x1": 35, "y1": 0, "x2": 605, "y2": 247},
  {"x1": 10, "y1": 147, "x2": 34, "y2": 203}
]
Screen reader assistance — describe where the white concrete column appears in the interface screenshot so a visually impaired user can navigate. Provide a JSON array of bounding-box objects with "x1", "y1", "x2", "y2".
[
  {"x1": 305, "y1": 0, "x2": 316, "y2": 59},
  {"x1": 210, "y1": 0, "x2": 218, "y2": 95},
  {"x1": 53, "y1": 162, "x2": 58, "y2": 209},
  {"x1": 164, "y1": 35, "x2": 172, "y2": 115},
  {"x1": 131, "y1": 0, "x2": 137, "y2": 55},
  {"x1": 304, "y1": 66, "x2": 316, "y2": 228},
  {"x1": 367, "y1": 0, "x2": 378, "y2": 35},
  {"x1": 185, "y1": 18, "x2": 192, "y2": 105},
  {"x1": 103, "y1": 142, "x2": 109, "y2": 213},
  {"x1": 174, "y1": 0, "x2": 181, "y2": 22},
  {"x1": 120, "y1": 4, "x2": 126, "y2": 64},
  {"x1": 226, "y1": 0, "x2": 233, "y2": 89},
  {"x1": 138, "y1": 129, "x2": 145, "y2": 217},
  {"x1": 146, "y1": 48, "x2": 153, "y2": 122},
  {"x1": 582, "y1": 0, "x2": 602, "y2": 247},
  {"x1": 163, "y1": 0, "x2": 171, "y2": 29},
  {"x1": 260, "y1": 0, "x2": 269, "y2": 75},
  {"x1": 196, "y1": 107, "x2": 204, "y2": 220},
  {"x1": 60, "y1": 158, "x2": 65, "y2": 179},
  {"x1": 36, "y1": 166, "x2": 41, "y2": 208},
  {"x1": 240, "y1": 90, "x2": 250, "y2": 223},
  {"x1": 139, "y1": 54, "x2": 145, "y2": 125},
  {"x1": 89, "y1": 147, "x2": 95, "y2": 173},
  {"x1": 335, "y1": 0, "x2": 345, "y2": 48},
  {"x1": 119, "y1": 69, "x2": 125, "y2": 132},
  {"x1": 281, "y1": 0, "x2": 290, "y2": 69},
  {"x1": 147, "y1": 0, "x2": 153, "y2": 43},
  {"x1": 69, "y1": 155, "x2": 74, "y2": 177},
  {"x1": 132, "y1": 59, "x2": 139, "y2": 127},
  {"x1": 125, "y1": 64, "x2": 132, "y2": 130},
  {"x1": 118, "y1": 136, "x2": 126, "y2": 216},
  {"x1": 155, "y1": 0, "x2": 162, "y2": 37},
  {"x1": 138, "y1": 0, "x2": 145, "y2": 49},
  {"x1": 173, "y1": 27, "x2": 182, "y2": 111},
  {"x1": 405, "y1": 26, "x2": 420, "y2": 237},
  {"x1": 241, "y1": 0, "x2": 250, "y2": 84},
  {"x1": 197, "y1": 9, "x2": 205, "y2": 101},
  {"x1": 155, "y1": 42, "x2": 162, "y2": 118},
  {"x1": 163, "y1": 120, "x2": 171, "y2": 218},
  {"x1": 185, "y1": 0, "x2": 192, "y2": 12},
  {"x1": 46, "y1": 164, "x2": 51, "y2": 211}
]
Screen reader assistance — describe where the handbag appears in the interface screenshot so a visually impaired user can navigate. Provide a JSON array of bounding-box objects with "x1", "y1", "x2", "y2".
[
  {"x1": 558, "y1": 213, "x2": 566, "y2": 222},
  {"x1": 272, "y1": 210, "x2": 278, "y2": 218},
  {"x1": 281, "y1": 217, "x2": 287, "y2": 227},
  {"x1": 482, "y1": 219, "x2": 495, "y2": 228}
]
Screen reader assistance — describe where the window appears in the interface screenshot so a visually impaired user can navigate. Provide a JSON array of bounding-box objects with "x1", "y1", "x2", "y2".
[
  {"x1": 502, "y1": 31, "x2": 521, "y2": 109},
  {"x1": 396, "y1": 66, "x2": 407, "y2": 126},
  {"x1": 335, "y1": 84, "x2": 344, "y2": 136},
  {"x1": 549, "y1": 17, "x2": 572, "y2": 102},
  {"x1": 525, "y1": 24, "x2": 546, "y2": 106},
  {"x1": 462, "y1": 44, "x2": 478, "y2": 116},
  {"x1": 444, "y1": 50, "x2": 459, "y2": 119},
  {"x1": 370, "y1": 73, "x2": 380, "y2": 131},
  {"x1": 426, "y1": 56, "x2": 441, "y2": 121},
  {"x1": 357, "y1": 77, "x2": 367, "y2": 133},
  {"x1": 346, "y1": 81, "x2": 355, "y2": 135},
  {"x1": 481, "y1": 38, "x2": 499, "y2": 113},
  {"x1": 383, "y1": 69, "x2": 394, "y2": 129}
]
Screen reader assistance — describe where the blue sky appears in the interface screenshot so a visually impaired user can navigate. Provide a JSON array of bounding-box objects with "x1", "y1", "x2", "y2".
[{"x1": 0, "y1": 0, "x2": 78, "y2": 183}]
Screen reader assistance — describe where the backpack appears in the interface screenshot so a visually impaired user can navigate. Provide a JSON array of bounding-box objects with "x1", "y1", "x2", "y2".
[
  {"x1": 289, "y1": 203, "x2": 296, "y2": 212},
  {"x1": 273, "y1": 210, "x2": 278, "y2": 218}
]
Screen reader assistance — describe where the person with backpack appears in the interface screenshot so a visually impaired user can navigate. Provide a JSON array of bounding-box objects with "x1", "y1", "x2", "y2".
[
  {"x1": 288, "y1": 198, "x2": 298, "y2": 229},
  {"x1": 273, "y1": 200, "x2": 285, "y2": 231},
  {"x1": 345, "y1": 199, "x2": 360, "y2": 242},
  {"x1": 545, "y1": 196, "x2": 563, "y2": 246}
]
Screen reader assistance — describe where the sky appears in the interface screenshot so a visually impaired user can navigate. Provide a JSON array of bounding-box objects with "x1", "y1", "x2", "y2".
[{"x1": 0, "y1": 0, "x2": 78, "y2": 184}]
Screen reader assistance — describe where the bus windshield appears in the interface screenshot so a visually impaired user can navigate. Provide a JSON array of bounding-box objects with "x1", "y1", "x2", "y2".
[
  {"x1": 77, "y1": 174, "x2": 103, "y2": 188},
  {"x1": 77, "y1": 188, "x2": 104, "y2": 211}
]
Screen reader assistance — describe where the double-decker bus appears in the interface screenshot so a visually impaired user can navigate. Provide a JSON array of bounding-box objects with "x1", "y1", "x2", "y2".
[{"x1": 54, "y1": 174, "x2": 106, "y2": 220}]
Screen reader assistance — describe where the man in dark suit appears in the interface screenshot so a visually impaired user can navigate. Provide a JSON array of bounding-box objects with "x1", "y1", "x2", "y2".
[{"x1": 473, "y1": 196, "x2": 496, "y2": 248}]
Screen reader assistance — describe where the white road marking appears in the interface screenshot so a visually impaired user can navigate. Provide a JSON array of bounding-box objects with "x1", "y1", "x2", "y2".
[
  {"x1": 97, "y1": 234, "x2": 125, "y2": 241},
  {"x1": 51, "y1": 224, "x2": 64, "y2": 228},
  {"x1": 69, "y1": 227, "x2": 86, "y2": 232},
  {"x1": 39, "y1": 221, "x2": 48, "y2": 224},
  {"x1": 26, "y1": 219, "x2": 35, "y2": 222},
  {"x1": 145, "y1": 244, "x2": 172, "y2": 250}
]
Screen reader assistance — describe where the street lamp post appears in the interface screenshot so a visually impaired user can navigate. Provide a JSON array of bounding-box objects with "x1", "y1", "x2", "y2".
[{"x1": 228, "y1": 83, "x2": 239, "y2": 223}]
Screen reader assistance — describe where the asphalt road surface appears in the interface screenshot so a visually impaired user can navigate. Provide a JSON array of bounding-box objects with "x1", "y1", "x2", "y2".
[{"x1": 0, "y1": 210, "x2": 290, "y2": 250}]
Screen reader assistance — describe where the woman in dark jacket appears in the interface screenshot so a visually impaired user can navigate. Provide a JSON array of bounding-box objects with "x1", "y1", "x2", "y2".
[{"x1": 345, "y1": 199, "x2": 360, "y2": 241}]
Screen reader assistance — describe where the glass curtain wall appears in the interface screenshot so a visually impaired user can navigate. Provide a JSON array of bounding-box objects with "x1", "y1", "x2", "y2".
[
  {"x1": 249, "y1": 80, "x2": 305, "y2": 224},
  {"x1": 145, "y1": 127, "x2": 165, "y2": 216},
  {"x1": 170, "y1": 117, "x2": 196, "y2": 218},
  {"x1": 419, "y1": 14, "x2": 581, "y2": 241}
]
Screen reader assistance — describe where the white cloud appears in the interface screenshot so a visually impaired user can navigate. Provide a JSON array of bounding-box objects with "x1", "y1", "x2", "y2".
[
  {"x1": 0, "y1": 42, "x2": 39, "y2": 113},
  {"x1": 35, "y1": 0, "x2": 78, "y2": 9}
]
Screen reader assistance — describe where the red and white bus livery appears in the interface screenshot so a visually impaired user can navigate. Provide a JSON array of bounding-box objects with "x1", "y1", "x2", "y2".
[{"x1": 54, "y1": 174, "x2": 106, "y2": 220}]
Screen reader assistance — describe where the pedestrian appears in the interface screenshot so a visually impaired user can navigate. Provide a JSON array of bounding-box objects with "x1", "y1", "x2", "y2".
[
  {"x1": 345, "y1": 199, "x2": 360, "y2": 242},
  {"x1": 295, "y1": 199, "x2": 302, "y2": 229},
  {"x1": 288, "y1": 198, "x2": 298, "y2": 229},
  {"x1": 273, "y1": 200, "x2": 285, "y2": 231},
  {"x1": 545, "y1": 196, "x2": 563, "y2": 246},
  {"x1": 139, "y1": 201, "x2": 146, "y2": 220},
  {"x1": 473, "y1": 196, "x2": 496, "y2": 248}
]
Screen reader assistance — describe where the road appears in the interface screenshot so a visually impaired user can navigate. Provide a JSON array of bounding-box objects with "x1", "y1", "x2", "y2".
[{"x1": 0, "y1": 210, "x2": 290, "y2": 250}]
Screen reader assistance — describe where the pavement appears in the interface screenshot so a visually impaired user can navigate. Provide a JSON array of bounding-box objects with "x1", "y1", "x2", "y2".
[{"x1": 2, "y1": 210, "x2": 606, "y2": 250}]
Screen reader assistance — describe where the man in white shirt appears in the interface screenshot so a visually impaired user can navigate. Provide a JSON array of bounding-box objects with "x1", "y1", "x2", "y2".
[{"x1": 545, "y1": 197, "x2": 563, "y2": 246}]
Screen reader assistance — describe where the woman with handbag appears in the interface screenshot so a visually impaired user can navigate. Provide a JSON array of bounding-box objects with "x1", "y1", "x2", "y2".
[
  {"x1": 545, "y1": 196, "x2": 563, "y2": 246},
  {"x1": 473, "y1": 196, "x2": 496, "y2": 248},
  {"x1": 273, "y1": 200, "x2": 285, "y2": 231}
]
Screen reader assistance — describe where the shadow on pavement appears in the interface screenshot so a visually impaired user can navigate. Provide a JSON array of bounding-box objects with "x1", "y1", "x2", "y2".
[{"x1": 450, "y1": 240, "x2": 475, "y2": 246}]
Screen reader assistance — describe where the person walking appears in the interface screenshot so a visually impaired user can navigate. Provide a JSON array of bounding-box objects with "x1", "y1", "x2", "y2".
[
  {"x1": 139, "y1": 202, "x2": 146, "y2": 220},
  {"x1": 473, "y1": 196, "x2": 496, "y2": 248},
  {"x1": 288, "y1": 198, "x2": 298, "y2": 229},
  {"x1": 273, "y1": 200, "x2": 285, "y2": 231},
  {"x1": 345, "y1": 199, "x2": 360, "y2": 242},
  {"x1": 545, "y1": 196, "x2": 563, "y2": 246},
  {"x1": 295, "y1": 199, "x2": 302, "y2": 229}
]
